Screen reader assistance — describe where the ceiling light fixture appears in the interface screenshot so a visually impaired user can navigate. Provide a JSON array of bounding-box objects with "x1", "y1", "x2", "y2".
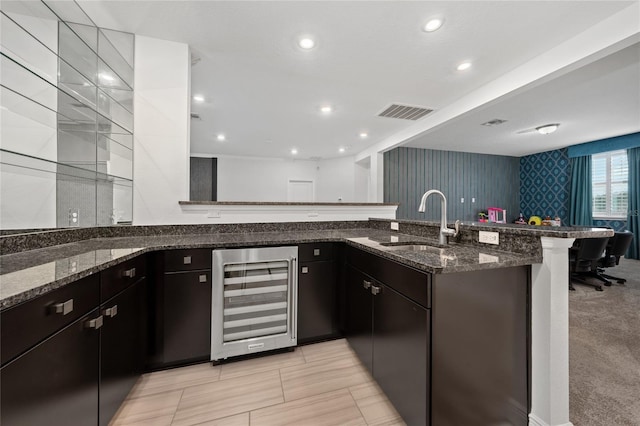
[
  {"x1": 536, "y1": 124, "x2": 560, "y2": 135},
  {"x1": 423, "y1": 18, "x2": 444, "y2": 32},
  {"x1": 193, "y1": 95, "x2": 205, "y2": 102},
  {"x1": 298, "y1": 37, "x2": 315, "y2": 49},
  {"x1": 359, "y1": 132, "x2": 368, "y2": 138},
  {"x1": 216, "y1": 134, "x2": 226, "y2": 141},
  {"x1": 339, "y1": 147, "x2": 345, "y2": 153},
  {"x1": 320, "y1": 105, "x2": 332, "y2": 114},
  {"x1": 291, "y1": 148, "x2": 298, "y2": 155},
  {"x1": 456, "y1": 61, "x2": 472, "y2": 71}
]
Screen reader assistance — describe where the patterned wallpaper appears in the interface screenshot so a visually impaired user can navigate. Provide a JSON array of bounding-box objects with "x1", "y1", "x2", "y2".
[
  {"x1": 519, "y1": 148, "x2": 571, "y2": 225},
  {"x1": 519, "y1": 147, "x2": 627, "y2": 231}
]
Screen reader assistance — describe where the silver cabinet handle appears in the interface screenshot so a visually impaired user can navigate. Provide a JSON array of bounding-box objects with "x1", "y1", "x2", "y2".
[
  {"x1": 313, "y1": 249, "x2": 321, "y2": 256},
  {"x1": 183, "y1": 256, "x2": 192, "y2": 265},
  {"x1": 50, "y1": 299, "x2": 74, "y2": 315},
  {"x1": 86, "y1": 315, "x2": 103, "y2": 329},
  {"x1": 103, "y1": 305, "x2": 118, "y2": 318},
  {"x1": 123, "y1": 267, "x2": 136, "y2": 278},
  {"x1": 199, "y1": 274, "x2": 208, "y2": 283},
  {"x1": 363, "y1": 280, "x2": 372, "y2": 290},
  {"x1": 301, "y1": 266, "x2": 309, "y2": 274},
  {"x1": 371, "y1": 285, "x2": 381, "y2": 296}
]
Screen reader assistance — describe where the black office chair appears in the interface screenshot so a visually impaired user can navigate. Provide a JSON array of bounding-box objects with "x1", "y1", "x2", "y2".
[
  {"x1": 597, "y1": 231, "x2": 634, "y2": 285},
  {"x1": 569, "y1": 237, "x2": 610, "y2": 291}
]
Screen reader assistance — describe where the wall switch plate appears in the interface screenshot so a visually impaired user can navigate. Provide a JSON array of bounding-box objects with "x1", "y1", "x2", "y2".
[
  {"x1": 478, "y1": 231, "x2": 499, "y2": 245},
  {"x1": 390, "y1": 222, "x2": 399, "y2": 231},
  {"x1": 460, "y1": 197, "x2": 464, "y2": 203},
  {"x1": 390, "y1": 235, "x2": 399, "y2": 243}
]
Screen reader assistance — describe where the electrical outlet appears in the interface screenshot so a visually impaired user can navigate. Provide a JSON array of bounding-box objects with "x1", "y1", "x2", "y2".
[
  {"x1": 460, "y1": 197, "x2": 464, "y2": 203},
  {"x1": 390, "y1": 222, "x2": 399, "y2": 231},
  {"x1": 68, "y1": 209, "x2": 80, "y2": 227},
  {"x1": 478, "y1": 231, "x2": 499, "y2": 245}
]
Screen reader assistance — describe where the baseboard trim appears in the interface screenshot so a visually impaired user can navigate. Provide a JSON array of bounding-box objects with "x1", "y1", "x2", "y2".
[{"x1": 529, "y1": 413, "x2": 574, "y2": 426}]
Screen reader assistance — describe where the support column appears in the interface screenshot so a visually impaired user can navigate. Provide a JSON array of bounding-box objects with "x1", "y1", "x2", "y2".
[{"x1": 529, "y1": 237, "x2": 576, "y2": 426}]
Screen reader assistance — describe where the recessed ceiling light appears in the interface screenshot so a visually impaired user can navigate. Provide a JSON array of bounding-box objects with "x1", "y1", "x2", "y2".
[
  {"x1": 339, "y1": 147, "x2": 345, "y2": 153},
  {"x1": 298, "y1": 37, "x2": 315, "y2": 49},
  {"x1": 320, "y1": 105, "x2": 332, "y2": 114},
  {"x1": 291, "y1": 148, "x2": 298, "y2": 155},
  {"x1": 456, "y1": 61, "x2": 472, "y2": 71},
  {"x1": 536, "y1": 124, "x2": 560, "y2": 135},
  {"x1": 359, "y1": 132, "x2": 368, "y2": 139},
  {"x1": 423, "y1": 18, "x2": 444, "y2": 32},
  {"x1": 216, "y1": 134, "x2": 226, "y2": 141},
  {"x1": 193, "y1": 95, "x2": 205, "y2": 102}
]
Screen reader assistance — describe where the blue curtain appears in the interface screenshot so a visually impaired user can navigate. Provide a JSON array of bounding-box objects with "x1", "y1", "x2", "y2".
[
  {"x1": 627, "y1": 147, "x2": 639, "y2": 259},
  {"x1": 569, "y1": 156, "x2": 593, "y2": 226}
]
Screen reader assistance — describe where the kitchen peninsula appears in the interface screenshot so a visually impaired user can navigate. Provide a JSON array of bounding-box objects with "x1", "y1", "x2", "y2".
[{"x1": 0, "y1": 219, "x2": 612, "y2": 426}]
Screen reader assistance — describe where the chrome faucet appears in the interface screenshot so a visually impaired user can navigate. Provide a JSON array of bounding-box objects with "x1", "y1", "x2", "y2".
[{"x1": 418, "y1": 189, "x2": 459, "y2": 244}]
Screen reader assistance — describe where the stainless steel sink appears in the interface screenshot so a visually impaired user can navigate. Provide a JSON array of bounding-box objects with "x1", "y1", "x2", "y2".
[{"x1": 383, "y1": 244, "x2": 445, "y2": 253}]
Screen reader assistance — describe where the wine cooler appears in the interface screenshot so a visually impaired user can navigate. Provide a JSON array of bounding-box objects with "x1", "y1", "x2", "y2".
[{"x1": 211, "y1": 246, "x2": 298, "y2": 361}]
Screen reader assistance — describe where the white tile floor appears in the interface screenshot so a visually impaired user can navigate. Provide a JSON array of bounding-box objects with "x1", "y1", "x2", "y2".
[{"x1": 110, "y1": 339, "x2": 405, "y2": 426}]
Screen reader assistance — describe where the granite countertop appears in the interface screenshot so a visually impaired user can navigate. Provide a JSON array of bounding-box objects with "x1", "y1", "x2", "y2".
[
  {"x1": 178, "y1": 201, "x2": 399, "y2": 206},
  {"x1": 0, "y1": 228, "x2": 539, "y2": 310}
]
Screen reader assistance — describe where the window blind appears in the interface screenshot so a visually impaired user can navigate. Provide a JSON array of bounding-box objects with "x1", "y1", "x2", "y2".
[{"x1": 592, "y1": 150, "x2": 628, "y2": 218}]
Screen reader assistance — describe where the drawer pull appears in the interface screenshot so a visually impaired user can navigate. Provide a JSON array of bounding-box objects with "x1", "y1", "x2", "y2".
[
  {"x1": 184, "y1": 256, "x2": 192, "y2": 265},
  {"x1": 103, "y1": 305, "x2": 118, "y2": 318},
  {"x1": 123, "y1": 267, "x2": 136, "y2": 278},
  {"x1": 86, "y1": 315, "x2": 103, "y2": 329},
  {"x1": 371, "y1": 285, "x2": 381, "y2": 296},
  {"x1": 301, "y1": 266, "x2": 309, "y2": 274},
  {"x1": 363, "y1": 280, "x2": 372, "y2": 290},
  {"x1": 313, "y1": 249, "x2": 321, "y2": 256},
  {"x1": 50, "y1": 299, "x2": 74, "y2": 316},
  {"x1": 199, "y1": 274, "x2": 208, "y2": 283}
]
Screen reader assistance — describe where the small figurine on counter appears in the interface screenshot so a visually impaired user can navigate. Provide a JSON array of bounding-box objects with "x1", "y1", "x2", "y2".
[
  {"x1": 515, "y1": 213, "x2": 527, "y2": 224},
  {"x1": 478, "y1": 211, "x2": 488, "y2": 222},
  {"x1": 541, "y1": 215, "x2": 553, "y2": 226}
]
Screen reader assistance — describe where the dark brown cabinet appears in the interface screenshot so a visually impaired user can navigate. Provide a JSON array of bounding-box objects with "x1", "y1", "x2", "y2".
[
  {"x1": 0, "y1": 309, "x2": 101, "y2": 426},
  {"x1": 345, "y1": 261, "x2": 429, "y2": 426},
  {"x1": 0, "y1": 254, "x2": 148, "y2": 426},
  {"x1": 298, "y1": 243, "x2": 338, "y2": 343},
  {"x1": 100, "y1": 278, "x2": 147, "y2": 426},
  {"x1": 154, "y1": 249, "x2": 212, "y2": 366}
]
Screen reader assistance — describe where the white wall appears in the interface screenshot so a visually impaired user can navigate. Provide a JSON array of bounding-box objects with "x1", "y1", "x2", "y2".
[
  {"x1": 133, "y1": 35, "x2": 190, "y2": 225},
  {"x1": 212, "y1": 155, "x2": 359, "y2": 202}
]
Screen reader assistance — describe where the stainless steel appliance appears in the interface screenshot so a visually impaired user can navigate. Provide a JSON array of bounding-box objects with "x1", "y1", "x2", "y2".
[{"x1": 211, "y1": 246, "x2": 298, "y2": 361}]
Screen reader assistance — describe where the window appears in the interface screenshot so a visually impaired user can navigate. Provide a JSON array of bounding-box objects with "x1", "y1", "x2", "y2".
[{"x1": 592, "y1": 150, "x2": 628, "y2": 218}]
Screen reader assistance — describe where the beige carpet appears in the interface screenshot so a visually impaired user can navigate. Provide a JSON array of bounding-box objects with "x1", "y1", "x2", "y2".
[{"x1": 569, "y1": 257, "x2": 640, "y2": 425}]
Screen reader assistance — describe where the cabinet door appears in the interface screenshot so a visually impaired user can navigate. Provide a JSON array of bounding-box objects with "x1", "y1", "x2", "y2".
[
  {"x1": 0, "y1": 310, "x2": 100, "y2": 426},
  {"x1": 373, "y1": 284, "x2": 429, "y2": 426},
  {"x1": 100, "y1": 280, "x2": 145, "y2": 426},
  {"x1": 345, "y1": 265, "x2": 373, "y2": 373},
  {"x1": 164, "y1": 271, "x2": 212, "y2": 364},
  {"x1": 298, "y1": 260, "x2": 337, "y2": 343}
]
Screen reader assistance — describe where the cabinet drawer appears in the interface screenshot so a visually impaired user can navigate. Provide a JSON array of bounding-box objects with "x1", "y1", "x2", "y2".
[
  {"x1": 298, "y1": 243, "x2": 334, "y2": 262},
  {"x1": 346, "y1": 245, "x2": 431, "y2": 308},
  {"x1": 1, "y1": 274, "x2": 100, "y2": 366},
  {"x1": 101, "y1": 255, "x2": 147, "y2": 302},
  {"x1": 164, "y1": 249, "x2": 212, "y2": 272}
]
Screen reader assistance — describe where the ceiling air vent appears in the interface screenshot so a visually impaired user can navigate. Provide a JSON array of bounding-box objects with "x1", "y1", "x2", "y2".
[
  {"x1": 377, "y1": 103, "x2": 433, "y2": 121},
  {"x1": 190, "y1": 113, "x2": 201, "y2": 119},
  {"x1": 481, "y1": 119, "x2": 508, "y2": 127}
]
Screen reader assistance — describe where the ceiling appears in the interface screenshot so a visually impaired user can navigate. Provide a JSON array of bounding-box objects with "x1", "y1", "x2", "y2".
[{"x1": 77, "y1": 1, "x2": 640, "y2": 160}]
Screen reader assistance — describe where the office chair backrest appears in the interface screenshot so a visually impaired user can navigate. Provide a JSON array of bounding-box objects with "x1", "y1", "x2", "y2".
[
  {"x1": 576, "y1": 237, "x2": 610, "y2": 262},
  {"x1": 605, "y1": 231, "x2": 634, "y2": 264}
]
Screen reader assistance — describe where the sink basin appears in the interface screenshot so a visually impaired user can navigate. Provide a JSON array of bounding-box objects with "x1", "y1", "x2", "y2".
[{"x1": 383, "y1": 244, "x2": 445, "y2": 253}]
